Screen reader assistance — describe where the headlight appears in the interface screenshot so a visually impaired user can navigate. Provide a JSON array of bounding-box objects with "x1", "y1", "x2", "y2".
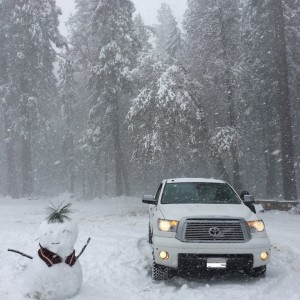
[
  {"x1": 158, "y1": 219, "x2": 179, "y2": 232},
  {"x1": 247, "y1": 220, "x2": 265, "y2": 232}
]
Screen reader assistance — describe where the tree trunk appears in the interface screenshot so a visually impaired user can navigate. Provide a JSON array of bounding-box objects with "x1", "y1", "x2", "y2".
[
  {"x1": 104, "y1": 149, "x2": 108, "y2": 196},
  {"x1": 216, "y1": 155, "x2": 231, "y2": 184},
  {"x1": 122, "y1": 158, "x2": 130, "y2": 196},
  {"x1": 3, "y1": 108, "x2": 18, "y2": 198},
  {"x1": 231, "y1": 145, "x2": 242, "y2": 192},
  {"x1": 1, "y1": 54, "x2": 18, "y2": 198},
  {"x1": 111, "y1": 99, "x2": 124, "y2": 196},
  {"x1": 273, "y1": 0, "x2": 297, "y2": 200},
  {"x1": 70, "y1": 173, "x2": 75, "y2": 194},
  {"x1": 109, "y1": 95, "x2": 131, "y2": 196},
  {"x1": 260, "y1": 102, "x2": 279, "y2": 198},
  {"x1": 224, "y1": 65, "x2": 242, "y2": 191},
  {"x1": 264, "y1": 148, "x2": 278, "y2": 198},
  {"x1": 69, "y1": 133, "x2": 75, "y2": 194},
  {"x1": 21, "y1": 131, "x2": 34, "y2": 197},
  {"x1": 218, "y1": 5, "x2": 242, "y2": 191},
  {"x1": 62, "y1": 132, "x2": 75, "y2": 193},
  {"x1": 228, "y1": 97, "x2": 242, "y2": 191},
  {"x1": 81, "y1": 162, "x2": 86, "y2": 200}
]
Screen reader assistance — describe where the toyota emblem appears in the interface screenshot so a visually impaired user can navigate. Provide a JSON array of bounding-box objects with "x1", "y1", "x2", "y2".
[{"x1": 208, "y1": 227, "x2": 221, "y2": 237}]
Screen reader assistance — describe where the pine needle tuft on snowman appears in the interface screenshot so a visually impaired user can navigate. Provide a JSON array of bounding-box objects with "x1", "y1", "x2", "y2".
[{"x1": 21, "y1": 202, "x2": 87, "y2": 300}]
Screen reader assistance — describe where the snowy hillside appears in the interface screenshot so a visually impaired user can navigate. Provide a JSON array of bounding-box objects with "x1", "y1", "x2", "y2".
[{"x1": 1, "y1": 195, "x2": 300, "y2": 300}]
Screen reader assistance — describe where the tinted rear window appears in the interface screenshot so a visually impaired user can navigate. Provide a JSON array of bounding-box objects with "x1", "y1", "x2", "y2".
[{"x1": 161, "y1": 182, "x2": 241, "y2": 204}]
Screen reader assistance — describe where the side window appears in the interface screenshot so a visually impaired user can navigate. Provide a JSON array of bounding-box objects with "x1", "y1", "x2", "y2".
[{"x1": 155, "y1": 183, "x2": 163, "y2": 201}]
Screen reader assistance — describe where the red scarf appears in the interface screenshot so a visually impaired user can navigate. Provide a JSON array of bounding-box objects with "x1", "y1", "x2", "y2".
[{"x1": 38, "y1": 244, "x2": 77, "y2": 267}]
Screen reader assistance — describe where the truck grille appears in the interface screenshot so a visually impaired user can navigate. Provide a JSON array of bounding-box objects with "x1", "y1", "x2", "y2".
[{"x1": 182, "y1": 219, "x2": 248, "y2": 242}]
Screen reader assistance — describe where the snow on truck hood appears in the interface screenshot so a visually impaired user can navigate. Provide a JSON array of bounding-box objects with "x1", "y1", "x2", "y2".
[{"x1": 158, "y1": 203, "x2": 256, "y2": 221}]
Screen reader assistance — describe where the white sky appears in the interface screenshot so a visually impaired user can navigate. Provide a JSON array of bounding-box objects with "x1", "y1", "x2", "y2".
[{"x1": 56, "y1": 0, "x2": 187, "y2": 36}]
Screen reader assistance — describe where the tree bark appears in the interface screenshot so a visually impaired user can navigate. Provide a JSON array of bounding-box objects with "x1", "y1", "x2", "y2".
[
  {"x1": 273, "y1": 0, "x2": 297, "y2": 200},
  {"x1": 1, "y1": 53, "x2": 18, "y2": 198},
  {"x1": 21, "y1": 131, "x2": 34, "y2": 197},
  {"x1": 216, "y1": 155, "x2": 231, "y2": 184},
  {"x1": 260, "y1": 102, "x2": 279, "y2": 198},
  {"x1": 111, "y1": 98, "x2": 127, "y2": 196},
  {"x1": 218, "y1": 5, "x2": 243, "y2": 191},
  {"x1": 82, "y1": 163, "x2": 86, "y2": 200},
  {"x1": 104, "y1": 149, "x2": 108, "y2": 196},
  {"x1": 69, "y1": 133, "x2": 75, "y2": 194},
  {"x1": 122, "y1": 157, "x2": 130, "y2": 196},
  {"x1": 62, "y1": 132, "x2": 75, "y2": 193},
  {"x1": 264, "y1": 148, "x2": 278, "y2": 198},
  {"x1": 3, "y1": 107, "x2": 18, "y2": 198}
]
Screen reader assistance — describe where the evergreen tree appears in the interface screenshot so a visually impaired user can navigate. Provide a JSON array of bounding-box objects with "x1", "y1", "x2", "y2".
[
  {"x1": 86, "y1": 0, "x2": 140, "y2": 196},
  {"x1": 155, "y1": 3, "x2": 182, "y2": 58},
  {"x1": 1, "y1": 0, "x2": 65, "y2": 196},
  {"x1": 245, "y1": 0, "x2": 298, "y2": 199},
  {"x1": 0, "y1": 0, "x2": 18, "y2": 198},
  {"x1": 134, "y1": 14, "x2": 152, "y2": 52},
  {"x1": 127, "y1": 54, "x2": 206, "y2": 177},
  {"x1": 285, "y1": 0, "x2": 300, "y2": 195},
  {"x1": 59, "y1": 54, "x2": 78, "y2": 194},
  {"x1": 184, "y1": 0, "x2": 243, "y2": 190},
  {"x1": 241, "y1": 0, "x2": 281, "y2": 197},
  {"x1": 66, "y1": 0, "x2": 102, "y2": 197},
  {"x1": 273, "y1": 0, "x2": 297, "y2": 200}
]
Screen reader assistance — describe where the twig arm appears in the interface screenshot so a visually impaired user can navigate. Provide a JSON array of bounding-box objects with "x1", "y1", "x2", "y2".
[
  {"x1": 8, "y1": 249, "x2": 33, "y2": 259},
  {"x1": 76, "y1": 237, "x2": 91, "y2": 260}
]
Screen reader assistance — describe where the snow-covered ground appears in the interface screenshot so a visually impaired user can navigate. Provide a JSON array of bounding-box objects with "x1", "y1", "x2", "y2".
[{"x1": 1, "y1": 194, "x2": 300, "y2": 300}]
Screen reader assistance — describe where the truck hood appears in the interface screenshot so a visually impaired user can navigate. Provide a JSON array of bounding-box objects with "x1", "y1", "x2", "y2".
[{"x1": 158, "y1": 203, "x2": 257, "y2": 221}]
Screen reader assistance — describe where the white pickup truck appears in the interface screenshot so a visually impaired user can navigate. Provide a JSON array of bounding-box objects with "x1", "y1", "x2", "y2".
[{"x1": 142, "y1": 178, "x2": 271, "y2": 280}]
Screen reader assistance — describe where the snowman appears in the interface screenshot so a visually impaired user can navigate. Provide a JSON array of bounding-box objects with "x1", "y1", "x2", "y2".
[{"x1": 23, "y1": 203, "x2": 83, "y2": 300}]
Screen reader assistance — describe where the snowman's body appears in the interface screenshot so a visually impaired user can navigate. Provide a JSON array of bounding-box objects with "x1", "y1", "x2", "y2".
[{"x1": 24, "y1": 218, "x2": 83, "y2": 300}]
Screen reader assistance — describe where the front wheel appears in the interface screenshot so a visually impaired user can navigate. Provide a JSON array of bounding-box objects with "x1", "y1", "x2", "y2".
[
  {"x1": 152, "y1": 262, "x2": 173, "y2": 281},
  {"x1": 245, "y1": 265, "x2": 266, "y2": 278}
]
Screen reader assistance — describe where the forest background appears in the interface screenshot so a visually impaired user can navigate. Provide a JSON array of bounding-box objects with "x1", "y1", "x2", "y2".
[{"x1": 0, "y1": 0, "x2": 299, "y2": 201}]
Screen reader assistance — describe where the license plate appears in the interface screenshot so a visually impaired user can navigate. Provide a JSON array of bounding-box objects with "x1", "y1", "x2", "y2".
[{"x1": 206, "y1": 258, "x2": 227, "y2": 269}]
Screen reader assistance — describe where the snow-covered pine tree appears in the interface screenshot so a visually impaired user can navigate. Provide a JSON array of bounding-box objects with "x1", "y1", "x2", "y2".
[
  {"x1": 65, "y1": 0, "x2": 102, "y2": 198},
  {"x1": 284, "y1": 0, "x2": 300, "y2": 195},
  {"x1": 87, "y1": 0, "x2": 140, "y2": 196},
  {"x1": 155, "y1": 3, "x2": 182, "y2": 58},
  {"x1": 184, "y1": 0, "x2": 243, "y2": 190},
  {"x1": 68, "y1": 0, "x2": 99, "y2": 68},
  {"x1": 59, "y1": 54, "x2": 78, "y2": 194},
  {"x1": 241, "y1": 0, "x2": 281, "y2": 197},
  {"x1": 2, "y1": 0, "x2": 65, "y2": 196},
  {"x1": 209, "y1": 127, "x2": 240, "y2": 184},
  {"x1": 0, "y1": 0, "x2": 18, "y2": 198},
  {"x1": 134, "y1": 14, "x2": 152, "y2": 52},
  {"x1": 127, "y1": 54, "x2": 206, "y2": 178},
  {"x1": 244, "y1": 0, "x2": 298, "y2": 200},
  {"x1": 272, "y1": 0, "x2": 297, "y2": 200}
]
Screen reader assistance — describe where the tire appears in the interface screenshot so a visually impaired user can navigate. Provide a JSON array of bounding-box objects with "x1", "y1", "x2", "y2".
[
  {"x1": 245, "y1": 265, "x2": 266, "y2": 278},
  {"x1": 148, "y1": 224, "x2": 153, "y2": 244},
  {"x1": 152, "y1": 263, "x2": 173, "y2": 281}
]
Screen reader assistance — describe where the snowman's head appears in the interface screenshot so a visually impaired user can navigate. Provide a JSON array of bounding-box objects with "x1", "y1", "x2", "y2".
[{"x1": 39, "y1": 203, "x2": 79, "y2": 258}]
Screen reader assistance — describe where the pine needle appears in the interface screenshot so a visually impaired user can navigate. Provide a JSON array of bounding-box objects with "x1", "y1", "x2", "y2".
[{"x1": 46, "y1": 202, "x2": 73, "y2": 223}]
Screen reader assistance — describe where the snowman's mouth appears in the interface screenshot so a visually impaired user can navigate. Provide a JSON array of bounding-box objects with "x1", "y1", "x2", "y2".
[{"x1": 51, "y1": 242, "x2": 60, "y2": 245}]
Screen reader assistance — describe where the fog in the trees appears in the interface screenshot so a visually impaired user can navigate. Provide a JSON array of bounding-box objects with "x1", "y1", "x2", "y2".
[{"x1": 0, "y1": 0, "x2": 299, "y2": 200}]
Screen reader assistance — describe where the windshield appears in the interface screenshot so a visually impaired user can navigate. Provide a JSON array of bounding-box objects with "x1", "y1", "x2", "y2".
[{"x1": 161, "y1": 182, "x2": 241, "y2": 204}]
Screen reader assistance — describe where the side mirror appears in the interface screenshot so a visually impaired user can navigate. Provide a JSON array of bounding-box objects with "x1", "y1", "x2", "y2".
[
  {"x1": 243, "y1": 194, "x2": 255, "y2": 204},
  {"x1": 142, "y1": 194, "x2": 157, "y2": 205}
]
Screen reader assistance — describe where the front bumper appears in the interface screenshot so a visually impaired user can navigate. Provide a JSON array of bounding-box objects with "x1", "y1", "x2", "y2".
[{"x1": 153, "y1": 236, "x2": 271, "y2": 270}]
